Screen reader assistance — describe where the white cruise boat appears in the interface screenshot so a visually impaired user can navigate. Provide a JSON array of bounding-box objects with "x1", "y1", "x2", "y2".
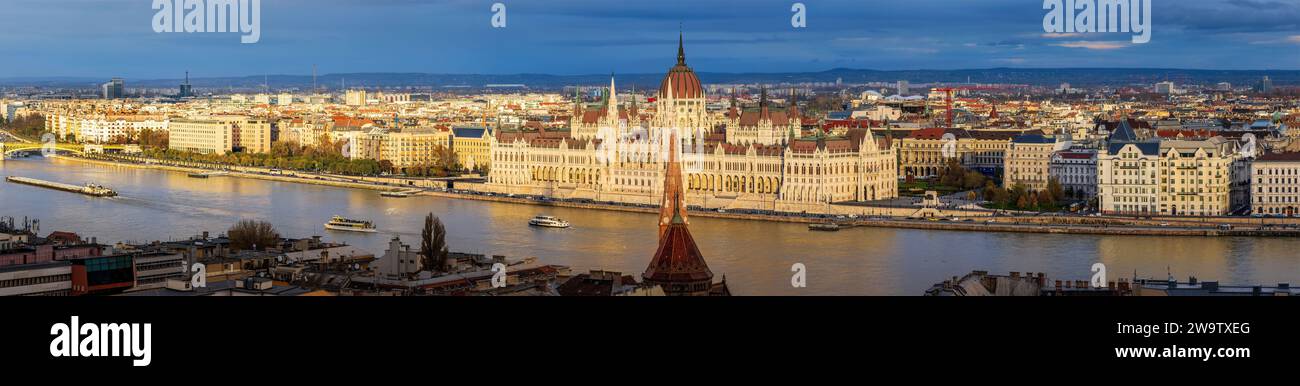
[
  {"x1": 324, "y1": 216, "x2": 377, "y2": 233},
  {"x1": 528, "y1": 215, "x2": 571, "y2": 229}
]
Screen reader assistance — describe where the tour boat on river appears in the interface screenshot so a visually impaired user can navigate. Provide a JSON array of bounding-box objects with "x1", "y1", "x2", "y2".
[
  {"x1": 324, "y1": 216, "x2": 377, "y2": 233},
  {"x1": 528, "y1": 215, "x2": 571, "y2": 228}
]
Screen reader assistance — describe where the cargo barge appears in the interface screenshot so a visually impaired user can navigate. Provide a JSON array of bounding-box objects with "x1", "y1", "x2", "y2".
[{"x1": 5, "y1": 176, "x2": 118, "y2": 197}]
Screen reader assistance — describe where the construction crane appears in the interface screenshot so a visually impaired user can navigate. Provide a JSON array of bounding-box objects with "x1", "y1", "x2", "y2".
[{"x1": 931, "y1": 85, "x2": 1028, "y2": 127}]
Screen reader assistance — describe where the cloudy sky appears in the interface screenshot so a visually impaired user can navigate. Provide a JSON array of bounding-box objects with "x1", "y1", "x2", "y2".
[{"x1": 1, "y1": 0, "x2": 1298, "y2": 79}]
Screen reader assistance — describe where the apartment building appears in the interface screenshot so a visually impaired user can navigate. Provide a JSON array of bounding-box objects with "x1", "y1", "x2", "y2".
[
  {"x1": 1049, "y1": 150, "x2": 1098, "y2": 199},
  {"x1": 168, "y1": 119, "x2": 233, "y2": 154},
  {"x1": 1251, "y1": 152, "x2": 1300, "y2": 216},
  {"x1": 1003, "y1": 134, "x2": 1063, "y2": 192}
]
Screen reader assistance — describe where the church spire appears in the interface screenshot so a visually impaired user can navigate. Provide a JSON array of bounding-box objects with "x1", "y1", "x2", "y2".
[
  {"x1": 659, "y1": 131, "x2": 688, "y2": 239},
  {"x1": 788, "y1": 87, "x2": 801, "y2": 119},
  {"x1": 606, "y1": 73, "x2": 619, "y2": 124},
  {"x1": 573, "y1": 85, "x2": 583, "y2": 117},
  {"x1": 677, "y1": 30, "x2": 686, "y2": 66},
  {"x1": 644, "y1": 127, "x2": 718, "y2": 296}
]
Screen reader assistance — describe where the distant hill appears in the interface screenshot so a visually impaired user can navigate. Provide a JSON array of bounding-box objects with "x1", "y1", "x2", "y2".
[{"x1": 5, "y1": 68, "x2": 1297, "y2": 90}]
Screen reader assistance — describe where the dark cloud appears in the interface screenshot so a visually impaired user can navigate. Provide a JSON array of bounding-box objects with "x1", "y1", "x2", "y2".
[{"x1": 0, "y1": 0, "x2": 1295, "y2": 78}]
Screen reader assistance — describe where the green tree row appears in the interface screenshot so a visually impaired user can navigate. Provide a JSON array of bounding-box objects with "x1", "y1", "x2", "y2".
[{"x1": 982, "y1": 178, "x2": 1067, "y2": 211}]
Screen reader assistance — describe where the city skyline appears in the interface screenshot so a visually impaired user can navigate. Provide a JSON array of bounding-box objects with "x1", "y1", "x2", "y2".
[{"x1": 2, "y1": 0, "x2": 1300, "y2": 79}]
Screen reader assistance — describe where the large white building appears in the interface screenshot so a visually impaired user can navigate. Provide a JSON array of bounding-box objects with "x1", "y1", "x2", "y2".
[
  {"x1": 485, "y1": 34, "x2": 898, "y2": 213},
  {"x1": 1049, "y1": 150, "x2": 1098, "y2": 199}
]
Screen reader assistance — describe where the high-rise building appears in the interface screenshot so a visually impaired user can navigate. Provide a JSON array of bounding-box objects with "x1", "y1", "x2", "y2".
[
  {"x1": 345, "y1": 90, "x2": 368, "y2": 106},
  {"x1": 102, "y1": 78, "x2": 124, "y2": 99},
  {"x1": 1260, "y1": 76, "x2": 1274, "y2": 93},
  {"x1": 1155, "y1": 81, "x2": 1176, "y2": 94},
  {"x1": 897, "y1": 80, "x2": 910, "y2": 95},
  {"x1": 178, "y1": 72, "x2": 193, "y2": 98}
]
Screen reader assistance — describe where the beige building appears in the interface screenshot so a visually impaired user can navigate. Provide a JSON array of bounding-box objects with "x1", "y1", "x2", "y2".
[
  {"x1": 378, "y1": 128, "x2": 449, "y2": 172},
  {"x1": 1003, "y1": 134, "x2": 1064, "y2": 192},
  {"x1": 344, "y1": 90, "x2": 368, "y2": 106},
  {"x1": 168, "y1": 119, "x2": 233, "y2": 154},
  {"x1": 1250, "y1": 152, "x2": 1300, "y2": 216},
  {"x1": 898, "y1": 128, "x2": 1025, "y2": 178},
  {"x1": 1155, "y1": 139, "x2": 1235, "y2": 216},
  {"x1": 211, "y1": 115, "x2": 271, "y2": 154},
  {"x1": 724, "y1": 89, "x2": 800, "y2": 146},
  {"x1": 1097, "y1": 142, "x2": 1160, "y2": 215},
  {"x1": 1098, "y1": 138, "x2": 1237, "y2": 216},
  {"x1": 451, "y1": 127, "x2": 493, "y2": 172}
]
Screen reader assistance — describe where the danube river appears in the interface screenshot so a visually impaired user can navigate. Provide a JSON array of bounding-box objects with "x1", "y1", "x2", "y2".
[{"x1": 3, "y1": 156, "x2": 1299, "y2": 295}]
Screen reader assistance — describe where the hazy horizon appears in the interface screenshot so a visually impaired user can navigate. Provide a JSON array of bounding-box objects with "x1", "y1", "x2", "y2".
[{"x1": 2, "y1": 0, "x2": 1298, "y2": 79}]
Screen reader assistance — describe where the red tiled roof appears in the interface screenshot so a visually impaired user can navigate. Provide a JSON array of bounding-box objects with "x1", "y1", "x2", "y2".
[
  {"x1": 659, "y1": 64, "x2": 704, "y2": 100},
  {"x1": 643, "y1": 220, "x2": 713, "y2": 285},
  {"x1": 658, "y1": 35, "x2": 704, "y2": 100},
  {"x1": 907, "y1": 128, "x2": 952, "y2": 140},
  {"x1": 1156, "y1": 129, "x2": 1213, "y2": 139}
]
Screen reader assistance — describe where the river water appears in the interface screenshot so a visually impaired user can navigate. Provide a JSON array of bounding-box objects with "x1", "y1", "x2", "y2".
[{"x1": 2, "y1": 156, "x2": 1298, "y2": 295}]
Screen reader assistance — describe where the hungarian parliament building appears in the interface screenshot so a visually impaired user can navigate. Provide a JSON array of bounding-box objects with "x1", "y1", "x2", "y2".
[{"x1": 484, "y1": 35, "x2": 898, "y2": 213}]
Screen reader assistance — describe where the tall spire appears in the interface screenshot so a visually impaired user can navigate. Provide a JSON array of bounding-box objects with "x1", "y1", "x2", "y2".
[
  {"x1": 629, "y1": 84, "x2": 638, "y2": 118},
  {"x1": 788, "y1": 87, "x2": 801, "y2": 119},
  {"x1": 659, "y1": 131, "x2": 688, "y2": 239},
  {"x1": 644, "y1": 128, "x2": 718, "y2": 296},
  {"x1": 607, "y1": 73, "x2": 619, "y2": 124},
  {"x1": 573, "y1": 85, "x2": 583, "y2": 117},
  {"x1": 677, "y1": 29, "x2": 686, "y2": 66}
]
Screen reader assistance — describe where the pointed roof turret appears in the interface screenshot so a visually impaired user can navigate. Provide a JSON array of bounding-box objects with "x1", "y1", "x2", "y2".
[
  {"x1": 645, "y1": 131, "x2": 715, "y2": 296},
  {"x1": 726, "y1": 88, "x2": 740, "y2": 119},
  {"x1": 606, "y1": 73, "x2": 618, "y2": 123},
  {"x1": 658, "y1": 132, "x2": 688, "y2": 238},
  {"x1": 1110, "y1": 119, "x2": 1137, "y2": 142}
]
